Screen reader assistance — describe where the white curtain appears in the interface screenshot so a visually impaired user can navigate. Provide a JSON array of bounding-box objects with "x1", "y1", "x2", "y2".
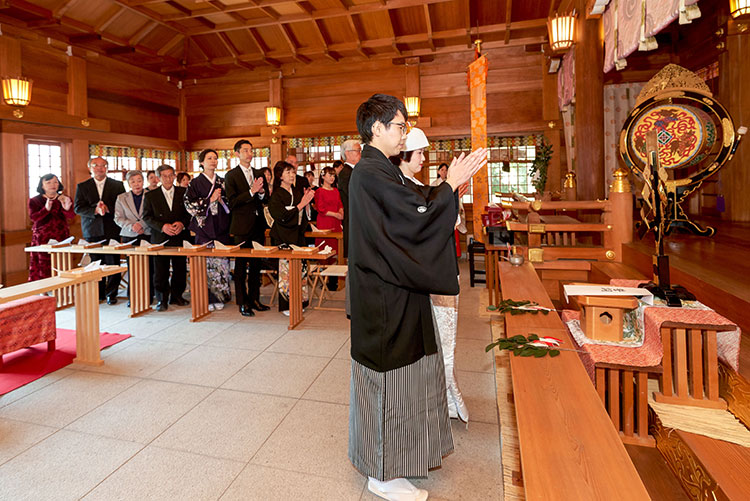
[{"x1": 603, "y1": 82, "x2": 645, "y2": 195}]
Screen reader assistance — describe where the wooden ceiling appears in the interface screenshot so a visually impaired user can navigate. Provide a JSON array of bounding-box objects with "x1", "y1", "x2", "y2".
[{"x1": 0, "y1": 0, "x2": 559, "y2": 79}]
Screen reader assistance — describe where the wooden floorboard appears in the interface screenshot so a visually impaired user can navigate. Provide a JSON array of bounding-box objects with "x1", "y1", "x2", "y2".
[{"x1": 625, "y1": 444, "x2": 690, "y2": 501}]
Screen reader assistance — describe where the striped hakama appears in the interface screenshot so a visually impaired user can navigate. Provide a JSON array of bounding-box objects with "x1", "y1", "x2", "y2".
[{"x1": 348, "y1": 326, "x2": 454, "y2": 481}]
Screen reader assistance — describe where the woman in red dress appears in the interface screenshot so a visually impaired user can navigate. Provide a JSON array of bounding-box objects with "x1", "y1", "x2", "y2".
[
  {"x1": 314, "y1": 166, "x2": 344, "y2": 254},
  {"x1": 28, "y1": 174, "x2": 76, "y2": 281}
]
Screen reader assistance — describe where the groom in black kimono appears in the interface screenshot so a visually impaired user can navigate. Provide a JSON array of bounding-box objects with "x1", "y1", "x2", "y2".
[{"x1": 347, "y1": 94, "x2": 486, "y2": 501}]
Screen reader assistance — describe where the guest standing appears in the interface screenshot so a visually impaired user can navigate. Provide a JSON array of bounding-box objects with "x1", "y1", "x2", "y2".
[
  {"x1": 145, "y1": 170, "x2": 159, "y2": 191},
  {"x1": 268, "y1": 161, "x2": 315, "y2": 315},
  {"x1": 184, "y1": 149, "x2": 233, "y2": 311},
  {"x1": 431, "y1": 162, "x2": 449, "y2": 186},
  {"x1": 74, "y1": 157, "x2": 126, "y2": 304},
  {"x1": 28, "y1": 174, "x2": 76, "y2": 281},
  {"x1": 114, "y1": 170, "x2": 154, "y2": 305},
  {"x1": 225, "y1": 139, "x2": 270, "y2": 317},
  {"x1": 142, "y1": 165, "x2": 190, "y2": 312},
  {"x1": 177, "y1": 172, "x2": 191, "y2": 188},
  {"x1": 314, "y1": 167, "x2": 343, "y2": 253},
  {"x1": 337, "y1": 139, "x2": 361, "y2": 258}
]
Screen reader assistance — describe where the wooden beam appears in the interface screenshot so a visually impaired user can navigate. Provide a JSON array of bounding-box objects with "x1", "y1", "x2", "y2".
[
  {"x1": 157, "y1": 32, "x2": 183, "y2": 56},
  {"x1": 183, "y1": 0, "x2": 457, "y2": 35},
  {"x1": 53, "y1": 0, "x2": 81, "y2": 17},
  {"x1": 423, "y1": 4, "x2": 434, "y2": 51},
  {"x1": 128, "y1": 21, "x2": 158, "y2": 46},
  {"x1": 106, "y1": 46, "x2": 136, "y2": 56},
  {"x1": 385, "y1": 9, "x2": 401, "y2": 55},
  {"x1": 247, "y1": 27, "x2": 282, "y2": 68},
  {"x1": 217, "y1": 32, "x2": 239, "y2": 57},
  {"x1": 95, "y1": 6, "x2": 125, "y2": 33},
  {"x1": 505, "y1": 0, "x2": 513, "y2": 45},
  {"x1": 68, "y1": 33, "x2": 102, "y2": 44},
  {"x1": 311, "y1": 18, "x2": 338, "y2": 61}
]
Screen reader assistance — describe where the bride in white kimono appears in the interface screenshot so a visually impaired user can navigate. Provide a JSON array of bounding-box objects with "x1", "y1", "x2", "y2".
[{"x1": 389, "y1": 127, "x2": 469, "y2": 423}]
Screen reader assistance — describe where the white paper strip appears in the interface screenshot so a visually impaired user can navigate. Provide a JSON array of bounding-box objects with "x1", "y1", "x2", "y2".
[{"x1": 563, "y1": 284, "x2": 654, "y2": 305}]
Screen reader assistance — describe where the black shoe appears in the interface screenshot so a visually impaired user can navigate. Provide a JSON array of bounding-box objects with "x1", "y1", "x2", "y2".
[
  {"x1": 107, "y1": 297, "x2": 118, "y2": 305},
  {"x1": 239, "y1": 304, "x2": 255, "y2": 317},
  {"x1": 252, "y1": 300, "x2": 270, "y2": 312},
  {"x1": 170, "y1": 297, "x2": 189, "y2": 306},
  {"x1": 126, "y1": 300, "x2": 131, "y2": 307},
  {"x1": 156, "y1": 301, "x2": 168, "y2": 312}
]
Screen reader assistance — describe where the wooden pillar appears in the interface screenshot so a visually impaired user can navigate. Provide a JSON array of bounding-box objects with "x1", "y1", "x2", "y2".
[
  {"x1": 178, "y1": 88, "x2": 187, "y2": 144},
  {"x1": 269, "y1": 75, "x2": 283, "y2": 166},
  {"x1": 574, "y1": 0, "x2": 605, "y2": 200},
  {"x1": 542, "y1": 55, "x2": 562, "y2": 193},
  {"x1": 718, "y1": 20, "x2": 750, "y2": 222},
  {"x1": 67, "y1": 56, "x2": 87, "y2": 117}
]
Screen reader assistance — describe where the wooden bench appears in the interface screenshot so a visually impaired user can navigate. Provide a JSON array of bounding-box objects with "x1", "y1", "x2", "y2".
[{"x1": 497, "y1": 261, "x2": 649, "y2": 500}]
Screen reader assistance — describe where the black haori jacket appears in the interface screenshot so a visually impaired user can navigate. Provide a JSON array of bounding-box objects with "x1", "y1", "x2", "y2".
[{"x1": 349, "y1": 144, "x2": 460, "y2": 372}]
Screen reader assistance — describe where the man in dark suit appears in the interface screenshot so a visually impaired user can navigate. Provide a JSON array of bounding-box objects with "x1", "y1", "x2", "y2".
[
  {"x1": 142, "y1": 165, "x2": 191, "y2": 312},
  {"x1": 225, "y1": 139, "x2": 270, "y2": 317},
  {"x1": 338, "y1": 139, "x2": 361, "y2": 259},
  {"x1": 74, "y1": 156, "x2": 126, "y2": 304}
]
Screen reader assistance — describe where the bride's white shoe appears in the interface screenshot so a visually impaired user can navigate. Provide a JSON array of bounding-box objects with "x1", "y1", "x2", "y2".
[{"x1": 367, "y1": 477, "x2": 428, "y2": 501}]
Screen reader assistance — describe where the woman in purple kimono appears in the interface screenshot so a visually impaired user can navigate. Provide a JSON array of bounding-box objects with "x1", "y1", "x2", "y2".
[{"x1": 184, "y1": 149, "x2": 232, "y2": 310}]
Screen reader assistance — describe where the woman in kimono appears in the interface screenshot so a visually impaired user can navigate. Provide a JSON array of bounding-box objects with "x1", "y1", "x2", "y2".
[
  {"x1": 348, "y1": 94, "x2": 486, "y2": 501},
  {"x1": 28, "y1": 174, "x2": 75, "y2": 281},
  {"x1": 389, "y1": 128, "x2": 469, "y2": 424},
  {"x1": 184, "y1": 149, "x2": 232, "y2": 310},
  {"x1": 268, "y1": 160, "x2": 315, "y2": 315}
]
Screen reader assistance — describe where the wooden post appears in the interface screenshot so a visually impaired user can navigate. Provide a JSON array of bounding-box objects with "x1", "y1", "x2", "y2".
[
  {"x1": 67, "y1": 56, "x2": 87, "y2": 117},
  {"x1": 269, "y1": 75, "x2": 283, "y2": 166},
  {"x1": 574, "y1": 0, "x2": 605, "y2": 200},
  {"x1": 719, "y1": 20, "x2": 750, "y2": 222},
  {"x1": 607, "y1": 191, "x2": 633, "y2": 262}
]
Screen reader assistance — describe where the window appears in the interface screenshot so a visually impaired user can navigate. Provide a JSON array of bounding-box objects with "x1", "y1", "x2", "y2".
[
  {"x1": 426, "y1": 136, "x2": 541, "y2": 204},
  {"x1": 287, "y1": 136, "x2": 360, "y2": 187},
  {"x1": 489, "y1": 145, "x2": 536, "y2": 198},
  {"x1": 142, "y1": 157, "x2": 177, "y2": 173},
  {"x1": 89, "y1": 145, "x2": 180, "y2": 182},
  {"x1": 27, "y1": 141, "x2": 63, "y2": 198},
  {"x1": 102, "y1": 155, "x2": 137, "y2": 181}
]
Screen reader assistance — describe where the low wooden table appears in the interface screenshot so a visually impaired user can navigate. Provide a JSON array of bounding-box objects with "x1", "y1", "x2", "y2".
[
  {"x1": 0, "y1": 266, "x2": 126, "y2": 366},
  {"x1": 484, "y1": 243, "x2": 509, "y2": 309}
]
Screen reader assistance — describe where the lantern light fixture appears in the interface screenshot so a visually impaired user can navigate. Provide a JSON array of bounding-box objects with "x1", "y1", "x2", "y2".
[
  {"x1": 265, "y1": 106, "x2": 281, "y2": 126},
  {"x1": 730, "y1": 0, "x2": 750, "y2": 18},
  {"x1": 2, "y1": 76, "x2": 33, "y2": 118},
  {"x1": 547, "y1": 12, "x2": 577, "y2": 52},
  {"x1": 404, "y1": 96, "x2": 420, "y2": 125}
]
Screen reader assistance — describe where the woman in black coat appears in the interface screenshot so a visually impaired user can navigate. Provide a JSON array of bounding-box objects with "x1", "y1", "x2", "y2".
[{"x1": 268, "y1": 161, "x2": 315, "y2": 314}]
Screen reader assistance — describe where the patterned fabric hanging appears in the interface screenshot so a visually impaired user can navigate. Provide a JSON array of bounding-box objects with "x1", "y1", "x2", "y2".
[
  {"x1": 287, "y1": 135, "x2": 361, "y2": 149},
  {"x1": 89, "y1": 144, "x2": 178, "y2": 160}
]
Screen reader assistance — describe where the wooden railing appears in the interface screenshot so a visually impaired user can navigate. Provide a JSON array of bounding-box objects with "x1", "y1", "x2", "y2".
[{"x1": 500, "y1": 192, "x2": 633, "y2": 263}]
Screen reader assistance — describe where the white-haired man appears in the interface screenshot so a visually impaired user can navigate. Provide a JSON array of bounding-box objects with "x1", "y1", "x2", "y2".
[{"x1": 337, "y1": 139, "x2": 361, "y2": 258}]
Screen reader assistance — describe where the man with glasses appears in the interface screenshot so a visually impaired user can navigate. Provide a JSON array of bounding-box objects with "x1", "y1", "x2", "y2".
[
  {"x1": 225, "y1": 139, "x2": 270, "y2": 316},
  {"x1": 347, "y1": 94, "x2": 487, "y2": 501},
  {"x1": 337, "y1": 139, "x2": 361, "y2": 258}
]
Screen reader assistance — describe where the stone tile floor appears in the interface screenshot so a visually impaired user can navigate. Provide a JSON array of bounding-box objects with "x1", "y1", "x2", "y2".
[{"x1": 0, "y1": 263, "x2": 503, "y2": 500}]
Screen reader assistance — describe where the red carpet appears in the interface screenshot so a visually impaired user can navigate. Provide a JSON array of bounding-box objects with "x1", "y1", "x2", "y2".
[{"x1": 0, "y1": 329, "x2": 131, "y2": 395}]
